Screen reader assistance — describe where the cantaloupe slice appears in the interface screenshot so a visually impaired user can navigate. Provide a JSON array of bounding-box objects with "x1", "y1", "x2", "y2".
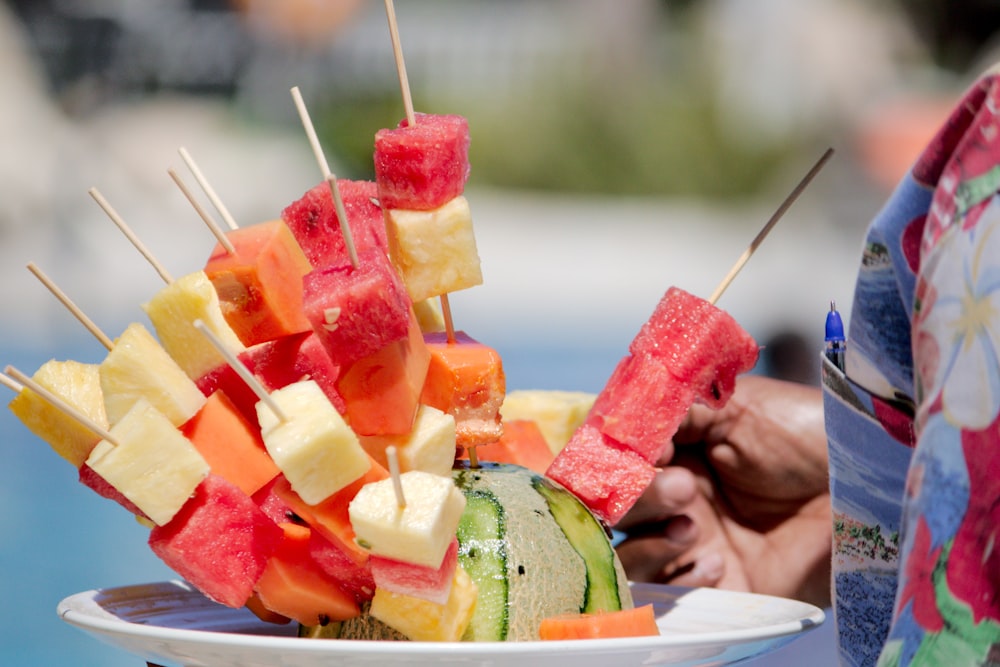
[
  {"x1": 253, "y1": 522, "x2": 360, "y2": 626},
  {"x1": 419, "y1": 331, "x2": 504, "y2": 448},
  {"x1": 204, "y1": 219, "x2": 313, "y2": 347},
  {"x1": 181, "y1": 391, "x2": 279, "y2": 496}
]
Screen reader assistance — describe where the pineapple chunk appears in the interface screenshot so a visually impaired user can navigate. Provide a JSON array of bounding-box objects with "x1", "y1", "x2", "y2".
[
  {"x1": 369, "y1": 563, "x2": 477, "y2": 641},
  {"x1": 100, "y1": 322, "x2": 206, "y2": 427},
  {"x1": 142, "y1": 270, "x2": 246, "y2": 380},
  {"x1": 501, "y1": 389, "x2": 596, "y2": 455},
  {"x1": 86, "y1": 397, "x2": 210, "y2": 525},
  {"x1": 256, "y1": 380, "x2": 370, "y2": 505},
  {"x1": 412, "y1": 298, "x2": 446, "y2": 333},
  {"x1": 349, "y1": 470, "x2": 466, "y2": 568},
  {"x1": 385, "y1": 196, "x2": 482, "y2": 302},
  {"x1": 359, "y1": 404, "x2": 457, "y2": 478},
  {"x1": 8, "y1": 359, "x2": 108, "y2": 467}
]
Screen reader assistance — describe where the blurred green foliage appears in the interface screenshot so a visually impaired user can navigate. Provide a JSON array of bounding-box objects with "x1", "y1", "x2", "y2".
[{"x1": 312, "y1": 76, "x2": 798, "y2": 199}]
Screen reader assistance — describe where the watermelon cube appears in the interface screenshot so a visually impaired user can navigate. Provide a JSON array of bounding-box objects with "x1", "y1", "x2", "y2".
[
  {"x1": 78, "y1": 462, "x2": 148, "y2": 519},
  {"x1": 303, "y1": 247, "x2": 412, "y2": 370},
  {"x1": 239, "y1": 331, "x2": 346, "y2": 415},
  {"x1": 281, "y1": 179, "x2": 387, "y2": 269},
  {"x1": 148, "y1": 474, "x2": 284, "y2": 608},
  {"x1": 370, "y1": 537, "x2": 459, "y2": 605},
  {"x1": 204, "y1": 219, "x2": 313, "y2": 347},
  {"x1": 419, "y1": 331, "x2": 505, "y2": 448},
  {"x1": 587, "y1": 354, "x2": 695, "y2": 464},
  {"x1": 374, "y1": 113, "x2": 470, "y2": 211},
  {"x1": 629, "y1": 286, "x2": 758, "y2": 408},
  {"x1": 545, "y1": 424, "x2": 657, "y2": 526}
]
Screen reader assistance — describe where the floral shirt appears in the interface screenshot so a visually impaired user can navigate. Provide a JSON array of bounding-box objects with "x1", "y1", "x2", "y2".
[{"x1": 822, "y1": 67, "x2": 1000, "y2": 666}]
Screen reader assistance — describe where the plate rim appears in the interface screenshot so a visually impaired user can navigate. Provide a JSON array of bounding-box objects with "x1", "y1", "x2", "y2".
[{"x1": 57, "y1": 579, "x2": 826, "y2": 657}]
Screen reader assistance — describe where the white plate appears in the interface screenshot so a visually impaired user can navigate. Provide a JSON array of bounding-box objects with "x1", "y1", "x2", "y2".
[{"x1": 58, "y1": 580, "x2": 825, "y2": 667}]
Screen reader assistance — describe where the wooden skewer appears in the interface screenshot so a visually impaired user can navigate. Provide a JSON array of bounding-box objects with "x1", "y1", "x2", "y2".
[
  {"x1": 467, "y1": 444, "x2": 479, "y2": 468},
  {"x1": 168, "y1": 167, "x2": 236, "y2": 255},
  {"x1": 26, "y1": 262, "x2": 114, "y2": 351},
  {"x1": 289, "y1": 86, "x2": 359, "y2": 268},
  {"x1": 708, "y1": 147, "x2": 834, "y2": 305},
  {"x1": 0, "y1": 371, "x2": 23, "y2": 393},
  {"x1": 381, "y1": 0, "x2": 458, "y2": 342},
  {"x1": 385, "y1": 445, "x2": 407, "y2": 508},
  {"x1": 178, "y1": 146, "x2": 239, "y2": 231},
  {"x1": 4, "y1": 365, "x2": 118, "y2": 445},
  {"x1": 191, "y1": 319, "x2": 287, "y2": 422},
  {"x1": 89, "y1": 187, "x2": 174, "y2": 284},
  {"x1": 384, "y1": 0, "x2": 415, "y2": 127}
]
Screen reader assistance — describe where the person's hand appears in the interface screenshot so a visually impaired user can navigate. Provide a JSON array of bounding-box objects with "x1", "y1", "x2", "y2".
[{"x1": 615, "y1": 375, "x2": 833, "y2": 607}]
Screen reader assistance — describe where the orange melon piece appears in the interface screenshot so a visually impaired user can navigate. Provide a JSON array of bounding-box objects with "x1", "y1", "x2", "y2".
[
  {"x1": 204, "y1": 219, "x2": 313, "y2": 347},
  {"x1": 459, "y1": 419, "x2": 553, "y2": 474},
  {"x1": 254, "y1": 522, "x2": 360, "y2": 625},
  {"x1": 180, "y1": 391, "x2": 279, "y2": 496},
  {"x1": 272, "y1": 457, "x2": 389, "y2": 566},
  {"x1": 336, "y1": 309, "x2": 431, "y2": 436},
  {"x1": 538, "y1": 604, "x2": 659, "y2": 640},
  {"x1": 419, "y1": 331, "x2": 505, "y2": 447}
]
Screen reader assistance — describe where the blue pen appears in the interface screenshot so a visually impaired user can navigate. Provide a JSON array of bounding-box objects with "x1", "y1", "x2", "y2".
[{"x1": 825, "y1": 301, "x2": 846, "y2": 371}]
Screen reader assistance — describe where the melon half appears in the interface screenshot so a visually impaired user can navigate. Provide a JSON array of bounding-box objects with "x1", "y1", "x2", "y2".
[{"x1": 305, "y1": 462, "x2": 632, "y2": 641}]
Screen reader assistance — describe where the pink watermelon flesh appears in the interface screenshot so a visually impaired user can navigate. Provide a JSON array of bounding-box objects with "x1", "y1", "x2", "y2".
[
  {"x1": 196, "y1": 362, "x2": 263, "y2": 428},
  {"x1": 629, "y1": 286, "x2": 758, "y2": 408},
  {"x1": 303, "y1": 247, "x2": 412, "y2": 369},
  {"x1": 545, "y1": 424, "x2": 657, "y2": 526},
  {"x1": 281, "y1": 179, "x2": 387, "y2": 269},
  {"x1": 240, "y1": 331, "x2": 346, "y2": 414},
  {"x1": 308, "y1": 530, "x2": 376, "y2": 604},
  {"x1": 369, "y1": 538, "x2": 458, "y2": 605},
  {"x1": 587, "y1": 354, "x2": 695, "y2": 464},
  {"x1": 374, "y1": 113, "x2": 470, "y2": 210},
  {"x1": 78, "y1": 463, "x2": 148, "y2": 519},
  {"x1": 149, "y1": 474, "x2": 283, "y2": 608}
]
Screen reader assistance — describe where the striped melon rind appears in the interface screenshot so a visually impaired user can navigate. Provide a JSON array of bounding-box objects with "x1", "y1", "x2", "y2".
[{"x1": 327, "y1": 461, "x2": 632, "y2": 642}]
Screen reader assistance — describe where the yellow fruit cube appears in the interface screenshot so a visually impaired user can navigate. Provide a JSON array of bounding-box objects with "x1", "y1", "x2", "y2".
[
  {"x1": 142, "y1": 271, "x2": 246, "y2": 380},
  {"x1": 412, "y1": 297, "x2": 446, "y2": 333},
  {"x1": 501, "y1": 389, "x2": 597, "y2": 455},
  {"x1": 349, "y1": 470, "x2": 466, "y2": 568},
  {"x1": 86, "y1": 397, "x2": 210, "y2": 525},
  {"x1": 359, "y1": 404, "x2": 457, "y2": 477},
  {"x1": 369, "y1": 564, "x2": 477, "y2": 641},
  {"x1": 100, "y1": 322, "x2": 206, "y2": 427},
  {"x1": 256, "y1": 380, "x2": 370, "y2": 505},
  {"x1": 8, "y1": 359, "x2": 108, "y2": 468},
  {"x1": 386, "y1": 196, "x2": 483, "y2": 302}
]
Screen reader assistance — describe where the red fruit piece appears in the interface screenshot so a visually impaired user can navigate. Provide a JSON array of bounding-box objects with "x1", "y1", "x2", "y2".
[
  {"x1": 629, "y1": 286, "x2": 758, "y2": 408},
  {"x1": 545, "y1": 424, "x2": 657, "y2": 526},
  {"x1": 303, "y1": 247, "x2": 412, "y2": 370},
  {"x1": 586, "y1": 354, "x2": 695, "y2": 464},
  {"x1": 370, "y1": 538, "x2": 459, "y2": 605},
  {"x1": 148, "y1": 474, "x2": 283, "y2": 608},
  {"x1": 374, "y1": 113, "x2": 470, "y2": 211},
  {"x1": 281, "y1": 179, "x2": 387, "y2": 269}
]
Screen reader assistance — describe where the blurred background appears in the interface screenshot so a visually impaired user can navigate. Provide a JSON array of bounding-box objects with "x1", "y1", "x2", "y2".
[{"x1": 1, "y1": 0, "x2": 998, "y2": 665}]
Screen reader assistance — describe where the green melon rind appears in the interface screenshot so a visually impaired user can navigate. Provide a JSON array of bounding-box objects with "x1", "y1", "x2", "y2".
[
  {"x1": 531, "y1": 475, "x2": 631, "y2": 613},
  {"x1": 454, "y1": 489, "x2": 509, "y2": 641},
  {"x1": 311, "y1": 463, "x2": 632, "y2": 642}
]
